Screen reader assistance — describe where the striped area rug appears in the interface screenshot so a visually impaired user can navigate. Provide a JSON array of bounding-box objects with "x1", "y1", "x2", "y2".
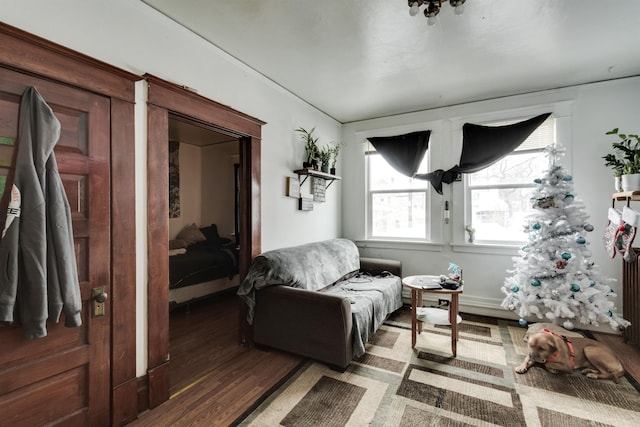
[{"x1": 235, "y1": 310, "x2": 640, "y2": 426}]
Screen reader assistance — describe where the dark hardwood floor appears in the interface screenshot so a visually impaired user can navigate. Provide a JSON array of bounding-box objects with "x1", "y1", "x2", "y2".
[
  {"x1": 592, "y1": 330, "x2": 640, "y2": 384},
  {"x1": 128, "y1": 294, "x2": 639, "y2": 426},
  {"x1": 168, "y1": 291, "x2": 246, "y2": 395},
  {"x1": 129, "y1": 291, "x2": 303, "y2": 426}
]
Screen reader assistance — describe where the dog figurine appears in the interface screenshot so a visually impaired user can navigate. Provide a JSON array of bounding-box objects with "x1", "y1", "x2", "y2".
[{"x1": 516, "y1": 328, "x2": 625, "y2": 383}]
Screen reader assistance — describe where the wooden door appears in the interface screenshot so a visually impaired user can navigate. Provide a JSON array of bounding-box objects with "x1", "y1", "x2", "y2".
[{"x1": 0, "y1": 67, "x2": 111, "y2": 425}]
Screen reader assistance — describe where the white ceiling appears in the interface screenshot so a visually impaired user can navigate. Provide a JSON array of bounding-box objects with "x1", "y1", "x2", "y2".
[{"x1": 142, "y1": 0, "x2": 640, "y2": 123}]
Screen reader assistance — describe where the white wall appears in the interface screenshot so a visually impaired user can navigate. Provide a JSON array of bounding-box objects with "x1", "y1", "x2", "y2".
[
  {"x1": 342, "y1": 76, "x2": 640, "y2": 331},
  {"x1": 201, "y1": 142, "x2": 238, "y2": 239},
  {"x1": 0, "y1": 0, "x2": 342, "y2": 376}
]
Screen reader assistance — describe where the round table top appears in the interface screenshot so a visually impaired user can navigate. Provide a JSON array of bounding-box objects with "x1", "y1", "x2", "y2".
[{"x1": 402, "y1": 274, "x2": 463, "y2": 294}]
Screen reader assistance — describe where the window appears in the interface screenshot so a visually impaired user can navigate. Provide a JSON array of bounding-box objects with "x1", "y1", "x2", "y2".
[
  {"x1": 367, "y1": 149, "x2": 430, "y2": 240},
  {"x1": 465, "y1": 117, "x2": 556, "y2": 243}
]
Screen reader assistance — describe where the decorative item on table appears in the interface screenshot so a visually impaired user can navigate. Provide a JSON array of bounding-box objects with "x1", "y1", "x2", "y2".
[
  {"x1": 602, "y1": 128, "x2": 640, "y2": 192},
  {"x1": 464, "y1": 224, "x2": 475, "y2": 243},
  {"x1": 439, "y1": 262, "x2": 463, "y2": 289},
  {"x1": 296, "y1": 126, "x2": 320, "y2": 170}
]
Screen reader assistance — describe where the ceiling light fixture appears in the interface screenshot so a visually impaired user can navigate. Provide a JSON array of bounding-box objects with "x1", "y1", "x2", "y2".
[{"x1": 408, "y1": 0, "x2": 466, "y2": 26}]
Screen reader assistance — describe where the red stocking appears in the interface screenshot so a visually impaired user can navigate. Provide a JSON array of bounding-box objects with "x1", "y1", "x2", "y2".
[
  {"x1": 618, "y1": 206, "x2": 640, "y2": 263},
  {"x1": 604, "y1": 207, "x2": 621, "y2": 258}
]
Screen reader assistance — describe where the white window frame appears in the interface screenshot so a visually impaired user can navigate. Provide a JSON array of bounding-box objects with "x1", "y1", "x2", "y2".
[
  {"x1": 451, "y1": 101, "x2": 574, "y2": 253},
  {"x1": 366, "y1": 151, "x2": 430, "y2": 241},
  {"x1": 360, "y1": 121, "x2": 446, "y2": 245}
]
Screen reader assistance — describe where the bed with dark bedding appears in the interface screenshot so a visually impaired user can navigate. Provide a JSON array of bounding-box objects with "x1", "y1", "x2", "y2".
[
  {"x1": 169, "y1": 223, "x2": 239, "y2": 307},
  {"x1": 169, "y1": 242, "x2": 238, "y2": 289}
]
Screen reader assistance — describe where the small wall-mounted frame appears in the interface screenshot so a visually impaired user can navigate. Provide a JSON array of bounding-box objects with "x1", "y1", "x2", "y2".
[
  {"x1": 311, "y1": 177, "x2": 326, "y2": 202},
  {"x1": 286, "y1": 176, "x2": 300, "y2": 198},
  {"x1": 298, "y1": 194, "x2": 313, "y2": 211}
]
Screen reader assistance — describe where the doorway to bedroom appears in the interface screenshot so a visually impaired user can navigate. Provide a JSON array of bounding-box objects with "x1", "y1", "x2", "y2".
[
  {"x1": 167, "y1": 117, "x2": 242, "y2": 394},
  {"x1": 168, "y1": 118, "x2": 240, "y2": 307},
  {"x1": 146, "y1": 74, "x2": 264, "y2": 409}
]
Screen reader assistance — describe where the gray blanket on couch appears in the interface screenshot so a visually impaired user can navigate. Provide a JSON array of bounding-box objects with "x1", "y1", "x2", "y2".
[
  {"x1": 237, "y1": 238, "x2": 360, "y2": 323},
  {"x1": 323, "y1": 275, "x2": 402, "y2": 357},
  {"x1": 237, "y1": 238, "x2": 402, "y2": 359}
]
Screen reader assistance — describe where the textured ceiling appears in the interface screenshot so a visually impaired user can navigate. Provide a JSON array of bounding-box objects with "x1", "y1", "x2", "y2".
[{"x1": 142, "y1": 0, "x2": 640, "y2": 123}]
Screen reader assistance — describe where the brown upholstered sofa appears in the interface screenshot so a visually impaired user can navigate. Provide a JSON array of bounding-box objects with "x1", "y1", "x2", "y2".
[{"x1": 237, "y1": 239, "x2": 402, "y2": 369}]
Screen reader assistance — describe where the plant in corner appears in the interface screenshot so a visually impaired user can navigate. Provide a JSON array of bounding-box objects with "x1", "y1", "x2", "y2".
[
  {"x1": 603, "y1": 128, "x2": 640, "y2": 191},
  {"x1": 296, "y1": 126, "x2": 319, "y2": 169}
]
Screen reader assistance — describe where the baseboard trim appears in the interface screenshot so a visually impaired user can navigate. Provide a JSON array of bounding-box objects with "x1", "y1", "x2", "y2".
[{"x1": 136, "y1": 374, "x2": 149, "y2": 416}]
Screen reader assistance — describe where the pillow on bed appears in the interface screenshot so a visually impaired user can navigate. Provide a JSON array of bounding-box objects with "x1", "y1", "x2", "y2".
[
  {"x1": 199, "y1": 224, "x2": 220, "y2": 241},
  {"x1": 176, "y1": 223, "x2": 207, "y2": 246},
  {"x1": 169, "y1": 239, "x2": 187, "y2": 250}
]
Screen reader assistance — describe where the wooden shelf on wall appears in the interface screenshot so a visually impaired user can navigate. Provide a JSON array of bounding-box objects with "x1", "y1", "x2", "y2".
[
  {"x1": 613, "y1": 191, "x2": 640, "y2": 202},
  {"x1": 294, "y1": 168, "x2": 342, "y2": 188}
]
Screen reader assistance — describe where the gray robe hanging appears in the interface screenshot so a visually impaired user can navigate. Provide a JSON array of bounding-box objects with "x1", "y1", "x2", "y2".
[{"x1": 0, "y1": 86, "x2": 82, "y2": 340}]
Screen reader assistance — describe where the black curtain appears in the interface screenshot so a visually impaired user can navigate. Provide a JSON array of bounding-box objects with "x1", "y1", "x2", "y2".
[
  {"x1": 367, "y1": 130, "x2": 431, "y2": 177},
  {"x1": 367, "y1": 113, "x2": 551, "y2": 195},
  {"x1": 416, "y1": 112, "x2": 551, "y2": 193}
]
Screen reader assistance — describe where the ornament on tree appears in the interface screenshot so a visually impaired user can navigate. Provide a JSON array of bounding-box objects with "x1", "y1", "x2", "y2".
[
  {"x1": 535, "y1": 196, "x2": 555, "y2": 209},
  {"x1": 563, "y1": 320, "x2": 574, "y2": 330},
  {"x1": 501, "y1": 144, "x2": 630, "y2": 332}
]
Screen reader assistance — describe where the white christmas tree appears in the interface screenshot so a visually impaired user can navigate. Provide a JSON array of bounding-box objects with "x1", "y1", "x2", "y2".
[{"x1": 501, "y1": 145, "x2": 630, "y2": 331}]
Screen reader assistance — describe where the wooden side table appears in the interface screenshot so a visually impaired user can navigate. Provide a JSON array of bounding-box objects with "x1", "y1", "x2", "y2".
[{"x1": 402, "y1": 275, "x2": 463, "y2": 356}]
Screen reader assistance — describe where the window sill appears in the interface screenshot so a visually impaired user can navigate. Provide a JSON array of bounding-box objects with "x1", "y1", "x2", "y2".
[
  {"x1": 355, "y1": 239, "x2": 444, "y2": 252},
  {"x1": 452, "y1": 242, "x2": 521, "y2": 256}
]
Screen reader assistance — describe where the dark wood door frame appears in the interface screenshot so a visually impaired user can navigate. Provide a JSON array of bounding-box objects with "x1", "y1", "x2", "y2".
[
  {"x1": 0, "y1": 23, "x2": 138, "y2": 426},
  {"x1": 145, "y1": 74, "x2": 264, "y2": 408}
]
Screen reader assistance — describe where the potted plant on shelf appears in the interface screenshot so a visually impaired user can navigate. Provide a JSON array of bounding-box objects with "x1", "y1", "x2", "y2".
[
  {"x1": 296, "y1": 126, "x2": 319, "y2": 169},
  {"x1": 318, "y1": 146, "x2": 332, "y2": 173},
  {"x1": 603, "y1": 128, "x2": 640, "y2": 192},
  {"x1": 328, "y1": 142, "x2": 341, "y2": 175}
]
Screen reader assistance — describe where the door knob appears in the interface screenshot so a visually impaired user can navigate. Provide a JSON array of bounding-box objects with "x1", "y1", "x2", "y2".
[{"x1": 92, "y1": 287, "x2": 108, "y2": 317}]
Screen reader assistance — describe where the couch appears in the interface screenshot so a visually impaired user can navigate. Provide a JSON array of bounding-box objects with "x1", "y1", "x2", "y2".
[{"x1": 237, "y1": 238, "x2": 402, "y2": 369}]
